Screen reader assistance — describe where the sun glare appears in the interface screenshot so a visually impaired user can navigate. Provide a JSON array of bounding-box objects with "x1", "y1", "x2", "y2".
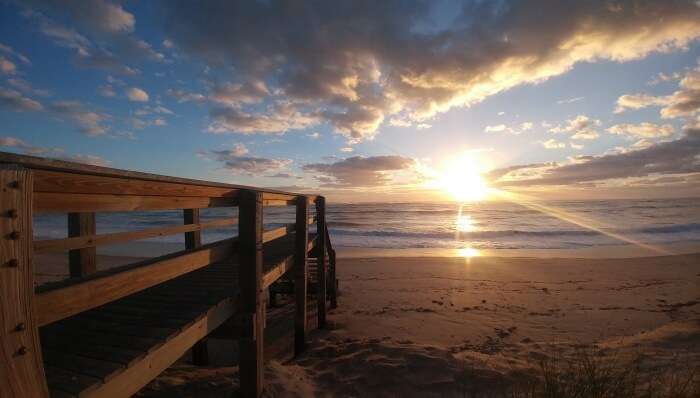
[{"x1": 437, "y1": 153, "x2": 490, "y2": 202}]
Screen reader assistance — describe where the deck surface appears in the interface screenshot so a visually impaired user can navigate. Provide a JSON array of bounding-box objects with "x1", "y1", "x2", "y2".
[{"x1": 39, "y1": 233, "x2": 316, "y2": 397}]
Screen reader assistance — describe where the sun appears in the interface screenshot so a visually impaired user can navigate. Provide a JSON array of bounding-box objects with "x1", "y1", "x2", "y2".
[{"x1": 436, "y1": 152, "x2": 490, "y2": 202}]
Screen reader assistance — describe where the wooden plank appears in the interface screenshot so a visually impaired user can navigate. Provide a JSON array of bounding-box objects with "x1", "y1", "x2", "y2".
[
  {"x1": 238, "y1": 190, "x2": 264, "y2": 397},
  {"x1": 80, "y1": 299, "x2": 234, "y2": 398},
  {"x1": 261, "y1": 192, "x2": 296, "y2": 202},
  {"x1": 316, "y1": 197, "x2": 327, "y2": 328},
  {"x1": 34, "y1": 218, "x2": 236, "y2": 253},
  {"x1": 262, "y1": 224, "x2": 293, "y2": 244},
  {"x1": 68, "y1": 213, "x2": 96, "y2": 277},
  {"x1": 42, "y1": 349, "x2": 125, "y2": 383},
  {"x1": 34, "y1": 238, "x2": 236, "y2": 326},
  {"x1": 184, "y1": 209, "x2": 208, "y2": 366},
  {"x1": 44, "y1": 365, "x2": 101, "y2": 396},
  {"x1": 262, "y1": 199, "x2": 294, "y2": 207},
  {"x1": 262, "y1": 255, "x2": 294, "y2": 290},
  {"x1": 34, "y1": 169, "x2": 239, "y2": 198},
  {"x1": 34, "y1": 192, "x2": 236, "y2": 214},
  {"x1": 0, "y1": 165, "x2": 49, "y2": 398},
  {"x1": 294, "y1": 196, "x2": 309, "y2": 356}
]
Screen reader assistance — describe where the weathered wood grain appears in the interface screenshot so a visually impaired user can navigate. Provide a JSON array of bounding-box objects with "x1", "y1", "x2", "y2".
[
  {"x1": 0, "y1": 166, "x2": 49, "y2": 397},
  {"x1": 34, "y1": 238, "x2": 236, "y2": 326},
  {"x1": 238, "y1": 190, "x2": 264, "y2": 397},
  {"x1": 294, "y1": 196, "x2": 309, "y2": 356},
  {"x1": 68, "y1": 212, "x2": 97, "y2": 277},
  {"x1": 34, "y1": 192, "x2": 236, "y2": 214},
  {"x1": 34, "y1": 218, "x2": 236, "y2": 253}
]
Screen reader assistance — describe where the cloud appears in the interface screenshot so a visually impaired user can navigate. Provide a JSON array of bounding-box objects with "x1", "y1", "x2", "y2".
[
  {"x1": 7, "y1": 78, "x2": 50, "y2": 97},
  {"x1": 492, "y1": 128, "x2": 700, "y2": 187},
  {"x1": 167, "y1": 89, "x2": 206, "y2": 103},
  {"x1": 549, "y1": 115, "x2": 601, "y2": 140},
  {"x1": 208, "y1": 143, "x2": 292, "y2": 175},
  {"x1": 208, "y1": 102, "x2": 319, "y2": 134},
  {"x1": 0, "y1": 56, "x2": 16, "y2": 74},
  {"x1": 0, "y1": 87, "x2": 43, "y2": 111},
  {"x1": 307, "y1": 132, "x2": 320, "y2": 139},
  {"x1": 0, "y1": 42, "x2": 31, "y2": 65},
  {"x1": 125, "y1": 87, "x2": 149, "y2": 102},
  {"x1": 22, "y1": 0, "x2": 135, "y2": 34},
  {"x1": 607, "y1": 122, "x2": 674, "y2": 138},
  {"x1": 614, "y1": 93, "x2": 669, "y2": 113},
  {"x1": 0, "y1": 135, "x2": 109, "y2": 166},
  {"x1": 485, "y1": 124, "x2": 507, "y2": 133},
  {"x1": 557, "y1": 96, "x2": 584, "y2": 104},
  {"x1": 158, "y1": 0, "x2": 700, "y2": 142},
  {"x1": 48, "y1": 100, "x2": 109, "y2": 136},
  {"x1": 542, "y1": 139, "x2": 566, "y2": 149},
  {"x1": 209, "y1": 80, "x2": 270, "y2": 106},
  {"x1": 339, "y1": 147, "x2": 354, "y2": 153},
  {"x1": 98, "y1": 84, "x2": 116, "y2": 97},
  {"x1": 615, "y1": 62, "x2": 700, "y2": 118},
  {"x1": 302, "y1": 155, "x2": 415, "y2": 186}
]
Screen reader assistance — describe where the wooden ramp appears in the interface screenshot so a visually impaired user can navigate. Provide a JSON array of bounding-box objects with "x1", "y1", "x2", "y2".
[
  {"x1": 0, "y1": 152, "x2": 337, "y2": 398},
  {"x1": 38, "y1": 234, "x2": 315, "y2": 397}
]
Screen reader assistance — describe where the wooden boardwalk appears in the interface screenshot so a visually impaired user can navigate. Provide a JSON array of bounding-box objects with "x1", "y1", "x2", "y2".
[{"x1": 0, "y1": 152, "x2": 337, "y2": 398}]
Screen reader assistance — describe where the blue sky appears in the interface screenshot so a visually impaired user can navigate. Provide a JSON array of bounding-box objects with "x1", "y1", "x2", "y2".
[{"x1": 1, "y1": 1, "x2": 700, "y2": 201}]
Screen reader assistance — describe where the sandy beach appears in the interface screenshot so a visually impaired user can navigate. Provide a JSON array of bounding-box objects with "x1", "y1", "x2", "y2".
[{"x1": 121, "y1": 251, "x2": 700, "y2": 397}]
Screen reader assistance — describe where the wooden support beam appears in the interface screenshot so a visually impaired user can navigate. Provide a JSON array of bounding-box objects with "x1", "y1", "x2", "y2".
[
  {"x1": 0, "y1": 165, "x2": 49, "y2": 397},
  {"x1": 68, "y1": 212, "x2": 97, "y2": 277},
  {"x1": 294, "y1": 196, "x2": 309, "y2": 356},
  {"x1": 238, "y1": 190, "x2": 264, "y2": 397},
  {"x1": 184, "y1": 209, "x2": 208, "y2": 366},
  {"x1": 315, "y1": 197, "x2": 327, "y2": 328}
]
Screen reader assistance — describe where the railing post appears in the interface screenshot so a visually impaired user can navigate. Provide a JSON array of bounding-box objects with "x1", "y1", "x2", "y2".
[
  {"x1": 184, "y1": 208, "x2": 209, "y2": 366},
  {"x1": 0, "y1": 165, "x2": 49, "y2": 397},
  {"x1": 238, "y1": 190, "x2": 264, "y2": 397},
  {"x1": 68, "y1": 212, "x2": 96, "y2": 277},
  {"x1": 315, "y1": 196, "x2": 327, "y2": 328},
  {"x1": 294, "y1": 195, "x2": 308, "y2": 355}
]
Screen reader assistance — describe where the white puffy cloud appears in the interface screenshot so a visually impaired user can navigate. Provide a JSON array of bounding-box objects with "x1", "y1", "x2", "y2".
[
  {"x1": 549, "y1": 115, "x2": 601, "y2": 140},
  {"x1": 607, "y1": 122, "x2": 674, "y2": 138},
  {"x1": 542, "y1": 139, "x2": 566, "y2": 149},
  {"x1": 125, "y1": 87, "x2": 149, "y2": 102}
]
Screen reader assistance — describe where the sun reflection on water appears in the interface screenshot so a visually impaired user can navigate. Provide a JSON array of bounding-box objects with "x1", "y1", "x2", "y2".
[{"x1": 456, "y1": 247, "x2": 481, "y2": 258}]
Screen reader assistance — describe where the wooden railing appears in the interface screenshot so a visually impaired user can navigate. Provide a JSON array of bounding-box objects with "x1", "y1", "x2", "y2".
[{"x1": 0, "y1": 151, "x2": 337, "y2": 398}]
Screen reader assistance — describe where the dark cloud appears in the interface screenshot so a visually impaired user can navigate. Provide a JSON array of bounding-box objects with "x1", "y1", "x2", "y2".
[
  {"x1": 207, "y1": 143, "x2": 292, "y2": 175},
  {"x1": 0, "y1": 87, "x2": 43, "y2": 111},
  {"x1": 48, "y1": 100, "x2": 109, "y2": 136},
  {"x1": 491, "y1": 129, "x2": 700, "y2": 187},
  {"x1": 158, "y1": 0, "x2": 700, "y2": 141},
  {"x1": 303, "y1": 155, "x2": 415, "y2": 186}
]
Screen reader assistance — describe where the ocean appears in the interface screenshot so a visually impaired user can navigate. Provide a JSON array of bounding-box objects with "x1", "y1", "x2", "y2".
[{"x1": 33, "y1": 198, "x2": 700, "y2": 254}]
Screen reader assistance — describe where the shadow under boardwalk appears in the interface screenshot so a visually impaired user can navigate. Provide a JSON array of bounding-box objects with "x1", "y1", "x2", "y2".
[{"x1": 39, "y1": 233, "x2": 316, "y2": 397}]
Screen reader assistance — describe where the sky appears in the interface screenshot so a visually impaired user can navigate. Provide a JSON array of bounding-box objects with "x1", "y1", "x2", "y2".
[{"x1": 1, "y1": 0, "x2": 700, "y2": 202}]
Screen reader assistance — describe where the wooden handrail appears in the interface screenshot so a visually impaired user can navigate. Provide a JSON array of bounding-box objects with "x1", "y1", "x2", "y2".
[
  {"x1": 34, "y1": 218, "x2": 237, "y2": 253},
  {"x1": 0, "y1": 151, "x2": 312, "y2": 199},
  {"x1": 35, "y1": 237, "x2": 237, "y2": 326}
]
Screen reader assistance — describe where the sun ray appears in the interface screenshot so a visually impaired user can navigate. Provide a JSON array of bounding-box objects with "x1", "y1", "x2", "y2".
[{"x1": 491, "y1": 189, "x2": 672, "y2": 255}]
